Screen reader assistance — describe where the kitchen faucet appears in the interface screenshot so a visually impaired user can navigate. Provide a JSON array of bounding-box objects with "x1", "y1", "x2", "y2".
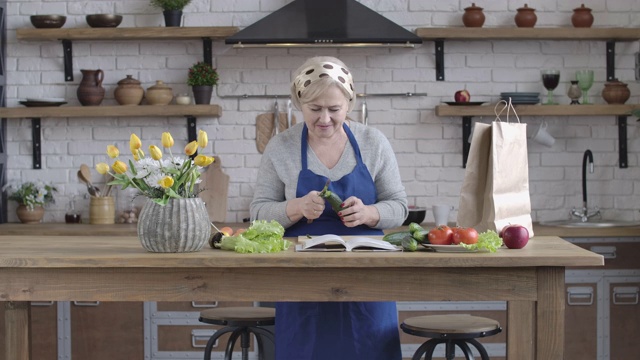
[{"x1": 571, "y1": 149, "x2": 601, "y2": 222}]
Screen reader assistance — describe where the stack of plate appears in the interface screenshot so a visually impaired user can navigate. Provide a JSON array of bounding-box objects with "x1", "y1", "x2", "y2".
[{"x1": 500, "y1": 92, "x2": 540, "y2": 104}]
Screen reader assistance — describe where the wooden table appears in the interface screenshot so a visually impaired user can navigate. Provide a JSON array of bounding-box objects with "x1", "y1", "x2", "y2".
[{"x1": 0, "y1": 235, "x2": 602, "y2": 360}]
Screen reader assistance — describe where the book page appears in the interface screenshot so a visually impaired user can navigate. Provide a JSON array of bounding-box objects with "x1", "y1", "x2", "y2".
[
  {"x1": 345, "y1": 237, "x2": 402, "y2": 252},
  {"x1": 296, "y1": 235, "x2": 401, "y2": 252},
  {"x1": 298, "y1": 234, "x2": 347, "y2": 251}
]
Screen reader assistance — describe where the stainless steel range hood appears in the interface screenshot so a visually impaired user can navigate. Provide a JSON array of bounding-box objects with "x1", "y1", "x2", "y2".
[{"x1": 225, "y1": 0, "x2": 422, "y2": 48}]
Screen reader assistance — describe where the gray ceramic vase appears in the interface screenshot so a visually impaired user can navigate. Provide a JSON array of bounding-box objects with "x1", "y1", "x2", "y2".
[{"x1": 137, "y1": 198, "x2": 211, "y2": 253}]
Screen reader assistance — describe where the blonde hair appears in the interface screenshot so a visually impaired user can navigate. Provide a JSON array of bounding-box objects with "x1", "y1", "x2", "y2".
[{"x1": 290, "y1": 56, "x2": 357, "y2": 113}]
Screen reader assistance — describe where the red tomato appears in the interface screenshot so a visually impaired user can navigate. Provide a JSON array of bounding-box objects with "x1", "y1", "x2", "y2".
[
  {"x1": 428, "y1": 226, "x2": 454, "y2": 245},
  {"x1": 452, "y1": 227, "x2": 479, "y2": 245}
]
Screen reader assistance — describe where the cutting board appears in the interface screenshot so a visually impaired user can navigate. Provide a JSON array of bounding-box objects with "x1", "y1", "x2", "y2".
[
  {"x1": 256, "y1": 112, "x2": 297, "y2": 154},
  {"x1": 198, "y1": 157, "x2": 230, "y2": 222}
]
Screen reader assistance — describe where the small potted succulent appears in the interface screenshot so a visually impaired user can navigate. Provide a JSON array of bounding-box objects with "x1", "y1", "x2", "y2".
[
  {"x1": 187, "y1": 61, "x2": 219, "y2": 105},
  {"x1": 150, "y1": 0, "x2": 192, "y2": 27}
]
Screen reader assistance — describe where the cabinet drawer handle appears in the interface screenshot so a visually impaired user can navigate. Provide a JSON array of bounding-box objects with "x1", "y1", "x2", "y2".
[
  {"x1": 567, "y1": 286, "x2": 594, "y2": 306},
  {"x1": 31, "y1": 301, "x2": 54, "y2": 307},
  {"x1": 613, "y1": 286, "x2": 639, "y2": 306},
  {"x1": 191, "y1": 329, "x2": 218, "y2": 348},
  {"x1": 191, "y1": 301, "x2": 219, "y2": 308},
  {"x1": 72, "y1": 301, "x2": 100, "y2": 306},
  {"x1": 589, "y1": 246, "x2": 616, "y2": 259}
]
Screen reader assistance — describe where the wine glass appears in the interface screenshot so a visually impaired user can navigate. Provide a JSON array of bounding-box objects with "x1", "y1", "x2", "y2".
[
  {"x1": 576, "y1": 70, "x2": 594, "y2": 104},
  {"x1": 541, "y1": 69, "x2": 560, "y2": 105}
]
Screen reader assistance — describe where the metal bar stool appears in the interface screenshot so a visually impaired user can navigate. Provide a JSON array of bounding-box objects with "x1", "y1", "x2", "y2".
[
  {"x1": 400, "y1": 314, "x2": 502, "y2": 360},
  {"x1": 198, "y1": 306, "x2": 275, "y2": 360}
]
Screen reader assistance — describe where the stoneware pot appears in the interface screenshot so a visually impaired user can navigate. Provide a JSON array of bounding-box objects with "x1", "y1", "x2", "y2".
[
  {"x1": 163, "y1": 10, "x2": 182, "y2": 27},
  {"x1": 572, "y1": 4, "x2": 594, "y2": 28},
  {"x1": 175, "y1": 93, "x2": 191, "y2": 105},
  {"x1": 77, "y1": 69, "x2": 105, "y2": 106},
  {"x1": 16, "y1": 205, "x2": 45, "y2": 224},
  {"x1": 192, "y1": 85, "x2": 213, "y2": 105},
  {"x1": 462, "y1": 3, "x2": 485, "y2": 28},
  {"x1": 89, "y1": 196, "x2": 115, "y2": 224},
  {"x1": 145, "y1": 80, "x2": 173, "y2": 105},
  {"x1": 137, "y1": 198, "x2": 211, "y2": 253},
  {"x1": 601, "y1": 79, "x2": 631, "y2": 104},
  {"x1": 114, "y1": 75, "x2": 144, "y2": 106},
  {"x1": 515, "y1": 4, "x2": 537, "y2": 28}
]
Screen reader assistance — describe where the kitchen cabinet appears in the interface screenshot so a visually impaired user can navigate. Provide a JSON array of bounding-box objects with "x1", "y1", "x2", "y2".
[{"x1": 0, "y1": 302, "x2": 58, "y2": 360}]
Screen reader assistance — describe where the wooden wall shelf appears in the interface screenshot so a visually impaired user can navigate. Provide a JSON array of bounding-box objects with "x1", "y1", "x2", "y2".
[
  {"x1": 415, "y1": 27, "x2": 640, "y2": 81},
  {"x1": 5, "y1": 104, "x2": 222, "y2": 170},
  {"x1": 436, "y1": 104, "x2": 639, "y2": 169},
  {"x1": 16, "y1": 26, "x2": 239, "y2": 81}
]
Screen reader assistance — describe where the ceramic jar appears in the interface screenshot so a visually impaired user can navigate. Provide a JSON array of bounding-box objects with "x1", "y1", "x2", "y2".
[
  {"x1": 77, "y1": 69, "x2": 105, "y2": 106},
  {"x1": 145, "y1": 80, "x2": 173, "y2": 105},
  {"x1": 175, "y1": 93, "x2": 191, "y2": 105},
  {"x1": 572, "y1": 4, "x2": 594, "y2": 28},
  {"x1": 90, "y1": 196, "x2": 115, "y2": 224},
  {"x1": 114, "y1": 75, "x2": 144, "y2": 106},
  {"x1": 16, "y1": 205, "x2": 45, "y2": 224},
  {"x1": 601, "y1": 79, "x2": 630, "y2": 104},
  {"x1": 515, "y1": 4, "x2": 537, "y2": 28},
  {"x1": 462, "y1": 3, "x2": 485, "y2": 28}
]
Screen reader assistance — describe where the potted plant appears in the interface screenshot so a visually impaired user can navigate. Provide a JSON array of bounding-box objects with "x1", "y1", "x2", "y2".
[
  {"x1": 150, "y1": 0, "x2": 192, "y2": 27},
  {"x1": 187, "y1": 61, "x2": 219, "y2": 105},
  {"x1": 2, "y1": 181, "x2": 57, "y2": 223}
]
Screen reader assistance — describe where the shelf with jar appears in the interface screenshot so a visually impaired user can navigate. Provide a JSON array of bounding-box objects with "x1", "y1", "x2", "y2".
[
  {"x1": 415, "y1": 27, "x2": 640, "y2": 81},
  {"x1": 16, "y1": 26, "x2": 239, "y2": 81}
]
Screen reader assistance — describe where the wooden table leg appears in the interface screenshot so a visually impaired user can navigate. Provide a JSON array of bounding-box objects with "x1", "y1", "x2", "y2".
[
  {"x1": 507, "y1": 300, "x2": 535, "y2": 360},
  {"x1": 4, "y1": 301, "x2": 31, "y2": 360},
  {"x1": 536, "y1": 267, "x2": 565, "y2": 360}
]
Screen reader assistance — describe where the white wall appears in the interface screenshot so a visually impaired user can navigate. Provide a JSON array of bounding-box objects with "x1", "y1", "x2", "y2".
[{"x1": 4, "y1": 0, "x2": 640, "y2": 224}]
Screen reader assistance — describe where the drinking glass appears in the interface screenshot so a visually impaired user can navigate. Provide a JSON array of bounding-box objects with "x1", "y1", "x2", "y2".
[
  {"x1": 541, "y1": 69, "x2": 560, "y2": 105},
  {"x1": 576, "y1": 70, "x2": 594, "y2": 104}
]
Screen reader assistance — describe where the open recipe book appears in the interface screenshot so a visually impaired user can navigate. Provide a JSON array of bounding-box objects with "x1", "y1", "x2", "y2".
[{"x1": 295, "y1": 234, "x2": 402, "y2": 252}]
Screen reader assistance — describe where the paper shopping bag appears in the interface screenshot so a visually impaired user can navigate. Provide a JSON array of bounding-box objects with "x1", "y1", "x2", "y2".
[{"x1": 457, "y1": 101, "x2": 534, "y2": 236}]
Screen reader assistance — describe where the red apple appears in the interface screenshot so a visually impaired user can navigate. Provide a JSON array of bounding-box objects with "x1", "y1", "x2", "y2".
[
  {"x1": 502, "y1": 225, "x2": 530, "y2": 249},
  {"x1": 454, "y1": 90, "x2": 470, "y2": 102},
  {"x1": 499, "y1": 224, "x2": 513, "y2": 238}
]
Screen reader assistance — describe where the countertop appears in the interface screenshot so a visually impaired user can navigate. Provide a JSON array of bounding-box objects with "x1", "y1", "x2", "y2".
[{"x1": 0, "y1": 222, "x2": 638, "y2": 237}]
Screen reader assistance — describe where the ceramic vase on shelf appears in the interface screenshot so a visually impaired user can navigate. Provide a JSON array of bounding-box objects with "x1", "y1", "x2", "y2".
[
  {"x1": 515, "y1": 4, "x2": 537, "y2": 28},
  {"x1": 114, "y1": 75, "x2": 144, "y2": 106},
  {"x1": 192, "y1": 85, "x2": 213, "y2": 105},
  {"x1": 77, "y1": 69, "x2": 105, "y2": 106},
  {"x1": 16, "y1": 205, "x2": 45, "y2": 224},
  {"x1": 572, "y1": 4, "x2": 594, "y2": 28},
  {"x1": 137, "y1": 198, "x2": 211, "y2": 253},
  {"x1": 462, "y1": 3, "x2": 485, "y2": 28},
  {"x1": 601, "y1": 79, "x2": 630, "y2": 104},
  {"x1": 146, "y1": 80, "x2": 173, "y2": 105}
]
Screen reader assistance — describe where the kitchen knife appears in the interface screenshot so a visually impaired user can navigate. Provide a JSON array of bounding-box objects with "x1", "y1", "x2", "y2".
[
  {"x1": 273, "y1": 98, "x2": 280, "y2": 136},
  {"x1": 286, "y1": 99, "x2": 292, "y2": 130},
  {"x1": 307, "y1": 179, "x2": 331, "y2": 224}
]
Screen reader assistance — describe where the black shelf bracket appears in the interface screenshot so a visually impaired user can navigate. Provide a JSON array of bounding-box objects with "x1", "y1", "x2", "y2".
[
  {"x1": 606, "y1": 41, "x2": 615, "y2": 81},
  {"x1": 618, "y1": 115, "x2": 628, "y2": 168},
  {"x1": 31, "y1": 118, "x2": 41, "y2": 169},
  {"x1": 186, "y1": 115, "x2": 197, "y2": 158},
  {"x1": 202, "y1": 38, "x2": 212, "y2": 66},
  {"x1": 462, "y1": 116, "x2": 472, "y2": 168},
  {"x1": 62, "y1": 39, "x2": 73, "y2": 82},
  {"x1": 435, "y1": 40, "x2": 445, "y2": 81}
]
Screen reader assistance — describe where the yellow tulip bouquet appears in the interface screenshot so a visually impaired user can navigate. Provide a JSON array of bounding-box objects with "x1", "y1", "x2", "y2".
[{"x1": 97, "y1": 130, "x2": 215, "y2": 206}]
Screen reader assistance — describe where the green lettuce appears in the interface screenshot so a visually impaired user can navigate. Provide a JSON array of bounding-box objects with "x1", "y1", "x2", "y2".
[
  {"x1": 460, "y1": 230, "x2": 503, "y2": 253},
  {"x1": 219, "y1": 220, "x2": 291, "y2": 253}
]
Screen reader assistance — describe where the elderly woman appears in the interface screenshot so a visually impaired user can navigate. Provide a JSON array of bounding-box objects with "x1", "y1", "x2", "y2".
[{"x1": 250, "y1": 56, "x2": 408, "y2": 360}]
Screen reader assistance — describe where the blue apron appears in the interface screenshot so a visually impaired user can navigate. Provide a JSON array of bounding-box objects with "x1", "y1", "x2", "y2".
[{"x1": 275, "y1": 123, "x2": 402, "y2": 360}]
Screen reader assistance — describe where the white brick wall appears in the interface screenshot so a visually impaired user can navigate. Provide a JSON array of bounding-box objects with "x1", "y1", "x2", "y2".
[{"x1": 3, "y1": 0, "x2": 640, "y2": 224}]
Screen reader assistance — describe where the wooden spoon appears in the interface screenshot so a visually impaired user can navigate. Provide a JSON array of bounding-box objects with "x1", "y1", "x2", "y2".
[{"x1": 78, "y1": 167, "x2": 101, "y2": 197}]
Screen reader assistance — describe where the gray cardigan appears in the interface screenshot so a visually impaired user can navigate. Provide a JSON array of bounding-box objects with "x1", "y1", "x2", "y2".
[{"x1": 250, "y1": 121, "x2": 408, "y2": 230}]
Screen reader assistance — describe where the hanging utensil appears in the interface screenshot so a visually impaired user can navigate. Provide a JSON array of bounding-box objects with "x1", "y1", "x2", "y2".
[
  {"x1": 361, "y1": 97, "x2": 368, "y2": 125},
  {"x1": 272, "y1": 98, "x2": 280, "y2": 137},
  {"x1": 286, "y1": 99, "x2": 292, "y2": 130},
  {"x1": 77, "y1": 170, "x2": 100, "y2": 197}
]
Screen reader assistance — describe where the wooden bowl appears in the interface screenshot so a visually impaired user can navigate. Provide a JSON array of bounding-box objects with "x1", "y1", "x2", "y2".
[
  {"x1": 30, "y1": 15, "x2": 66, "y2": 29},
  {"x1": 86, "y1": 14, "x2": 123, "y2": 28}
]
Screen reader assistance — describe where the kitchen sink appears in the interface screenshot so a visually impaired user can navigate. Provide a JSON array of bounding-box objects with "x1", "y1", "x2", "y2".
[{"x1": 539, "y1": 220, "x2": 640, "y2": 228}]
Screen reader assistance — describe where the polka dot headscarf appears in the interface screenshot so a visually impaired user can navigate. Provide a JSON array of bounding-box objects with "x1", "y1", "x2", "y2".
[{"x1": 294, "y1": 62, "x2": 354, "y2": 101}]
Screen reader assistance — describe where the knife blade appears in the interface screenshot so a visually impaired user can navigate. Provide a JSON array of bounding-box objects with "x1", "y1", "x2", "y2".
[
  {"x1": 286, "y1": 99, "x2": 292, "y2": 129},
  {"x1": 273, "y1": 98, "x2": 280, "y2": 136}
]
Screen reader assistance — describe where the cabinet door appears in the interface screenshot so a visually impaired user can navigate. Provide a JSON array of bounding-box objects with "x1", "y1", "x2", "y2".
[
  {"x1": 564, "y1": 282, "x2": 600, "y2": 360},
  {"x1": 608, "y1": 281, "x2": 640, "y2": 360},
  {"x1": 0, "y1": 302, "x2": 58, "y2": 360},
  {"x1": 70, "y1": 301, "x2": 143, "y2": 360}
]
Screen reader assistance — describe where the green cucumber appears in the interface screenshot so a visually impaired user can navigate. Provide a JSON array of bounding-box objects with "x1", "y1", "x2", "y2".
[
  {"x1": 412, "y1": 229, "x2": 429, "y2": 243},
  {"x1": 408, "y1": 222, "x2": 425, "y2": 235},
  {"x1": 383, "y1": 231, "x2": 412, "y2": 245},
  {"x1": 402, "y1": 236, "x2": 419, "y2": 252}
]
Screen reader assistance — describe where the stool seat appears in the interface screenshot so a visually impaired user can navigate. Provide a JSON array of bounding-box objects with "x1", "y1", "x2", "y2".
[
  {"x1": 199, "y1": 307, "x2": 275, "y2": 360},
  {"x1": 401, "y1": 314, "x2": 502, "y2": 360}
]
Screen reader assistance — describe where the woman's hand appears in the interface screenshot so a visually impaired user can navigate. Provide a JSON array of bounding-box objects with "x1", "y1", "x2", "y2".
[
  {"x1": 340, "y1": 196, "x2": 380, "y2": 228},
  {"x1": 286, "y1": 190, "x2": 325, "y2": 222}
]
